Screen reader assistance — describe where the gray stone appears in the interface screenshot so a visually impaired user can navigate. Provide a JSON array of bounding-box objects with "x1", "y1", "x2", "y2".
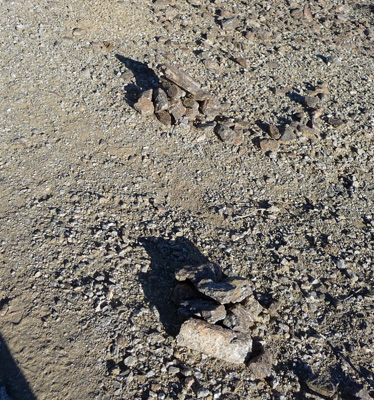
[
  {"x1": 169, "y1": 99, "x2": 186, "y2": 122},
  {"x1": 214, "y1": 124, "x2": 237, "y2": 144},
  {"x1": 279, "y1": 127, "x2": 297, "y2": 141},
  {"x1": 304, "y1": 96, "x2": 320, "y2": 109},
  {"x1": 196, "y1": 277, "x2": 252, "y2": 304},
  {"x1": 153, "y1": 88, "x2": 169, "y2": 113},
  {"x1": 242, "y1": 296, "x2": 263, "y2": 319},
  {"x1": 305, "y1": 374, "x2": 336, "y2": 397},
  {"x1": 178, "y1": 300, "x2": 226, "y2": 323},
  {"x1": 177, "y1": 319, "x2": 252, "y2": 364},
  {"x1": 260, "y1": 139, "x2": 279, "y2": 152},
  {"x1": 223, "y1": 303, "x2": 256, "y2": 332},
  {"x1": 160, "y1": 64, "x2": 210, "y2": 100},
  {"x1": 199, "y1": 98, "x2": 229, "y2": 119},
  {"x1": 219, "y1": 17, "x2": 239, "y2": 31},
  {"x1": 175, "y1": 262, "x2": 222, "y2": 284}
]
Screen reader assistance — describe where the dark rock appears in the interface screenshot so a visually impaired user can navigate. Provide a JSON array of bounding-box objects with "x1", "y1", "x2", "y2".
[
  {"x1": 242, "y1": 296, "x2": 263, "y2": 319},
  {"x1": 177, "y1": 319, "x2": 252, "y2": 364},
  {"x1": 327, "y1": 117, "x2": 345, "y2": 128},
  {"x1": 178, "y1": 300, "x2": 226, "y2": 324},
  {"x1": 248, "y1": 348, "x2": 273, "y2": 379},
  {"x1": 199, "y1": 98, "x2": 229, "y2": 119},
  {"x1": 196, "y1": 277, "x2": 252, "y2": 304},
  {"x1": 268, "y1": 124, "x2": 281, "y2": 139},
  {"x1": 161, "y1": 80, "x2": 185, "y2": 99},
  {"x1": 171, "y1": 282, "x2": 201, "y2": 305},
  {"x1": 156, "y1": 110, "x2": 172, "y2": 126},
  {"x1": 175, "y1": 262, "x2": 222, "y2": 284}
]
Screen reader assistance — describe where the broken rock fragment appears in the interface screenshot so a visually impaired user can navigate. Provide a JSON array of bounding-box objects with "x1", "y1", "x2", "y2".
[
  {"x1": 134, "y1": 97, "x2": 154, "y2": 116},
  {"x1": 171, "y1": 282, "x2": 201, "y2": 305},
  {"x1": 153, "y1": 88, "x2": 169, "y2": 112},
  {"x1": 160, "y1": 64, "x2": 210, "y2": 100},
  {"x1": 175, "y1": 262, "x2": 222, "y2": 284},
  {"x1": 196, "y1": 277, "x2": 252, "y2": 304},
  {"x1": 214, "y1": 124, "x2": 238, "y2": 144},
  {"x1": 178, "y1": 300, "x2": 226, "y2": 324},
  {"x1": 177, "y1": 319, "x2": 252, "y2": 364},
  {"x1": 223, "y1": 303, "x2": 256, "y2": 332},
  {"x1": 248, "y1": 348, "x2": 273, "y2": 379}
]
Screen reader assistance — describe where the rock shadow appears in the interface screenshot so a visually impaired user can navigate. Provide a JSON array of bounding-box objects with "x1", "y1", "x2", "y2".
[
  {"x1": 0, "y1": 333, "x2": 36, "y2": 400},
  {"x1": 138, "y1": 237, "x2": 209, "y2": 337},
  {"x1": 115, "y1": 55, "x2": 160, "y2": 107}
]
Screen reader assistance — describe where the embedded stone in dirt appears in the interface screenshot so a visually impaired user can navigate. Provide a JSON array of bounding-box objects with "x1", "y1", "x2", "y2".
[
  {"x1": 214, "y1": 124, "x2": 238, "y2": 144},
  {"x1": 177, "y1": 318, "x2": 252, "y2": 364}
]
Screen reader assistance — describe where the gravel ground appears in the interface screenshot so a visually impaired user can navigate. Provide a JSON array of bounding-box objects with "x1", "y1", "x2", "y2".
[{"x1": 1, "y1": 0, "x2": 374, "y2": 399}]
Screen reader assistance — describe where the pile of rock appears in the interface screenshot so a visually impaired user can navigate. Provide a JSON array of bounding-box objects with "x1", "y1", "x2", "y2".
[
  {"x1": 172, "y1": 262, "x2": 272, "y2": 377},
  {"x1": 133, "y1": 64, "x2": 243, "y2": 144}
]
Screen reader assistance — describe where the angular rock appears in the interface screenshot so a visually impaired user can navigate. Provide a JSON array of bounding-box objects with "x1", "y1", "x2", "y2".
[
  {"x1": 156, "y1": 110, "x2": 172, "y2": 126},
  {"x1": 304, "y1": 96, "x2": 320, "y2": 109},
  {"x1": 176, "y1": 263, "x2": 222, "y2": 284},
  {"x1": 178, "y1": 300, "x2": 226, "y2": 324},
  {"x1": 260, "y1": 139, "x2": 279, "y2": 152},
  {"x1": 248, "y1": 348, "x2": 273, "y2": 379},
  {"x1": 199, "y1": 98, "x2": 229, "y2": 119},
  {"x1": 327, "y1": 117, "x2": 345, "y2": 128},
  {"x1": 268, "y1": 124, "x2": 281, "y2": 139},
  {"x1": 169, "y1": 99, "x2": 186, "y2": 122},
  {"x1": 161, "y1": 79, "x2": 185, "y2": 99},
  {"x1": 242, "y1": 296, "x2": 263, "y2": 319},
  {"x1": 279, "y1": 127, "x2": 297, "y2": 141},
  {"x1": 171, "y1": 282, "x2": 201, "y2": 305},
  {"x1": 219, "y1": 17, "x2": 239, "y2": 31},
  {"x1": 305, "y1": 374, "x2": 336, "y2": 397},
  {"x1": 223, "y1": 303, "x2": 256, "y2": 332},
  {"x1": 196, "y1": 277, "x2": 252, "y2": 304},
  {"x1": 134, "y1": 97, "x2": 154, "y2": 116},
  {"x1": 153, "y1": 88, "x2": 169, "y2": 113},
  {"x1": 160, "y1": 64, "x2": 210, "y2": 100},
  {"x1": 177, "y1": 319, "x2": 252, "y2": 364},
  {"x1": 298, "y1": 124, "x2": 320, "y2": 138},
  {"x1": 214, "y1": 124, "x2": 237, "y2": 144}
]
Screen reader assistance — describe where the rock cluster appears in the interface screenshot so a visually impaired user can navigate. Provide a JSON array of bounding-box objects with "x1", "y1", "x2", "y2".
[
  {"x1": 133, "y1": 64, "x2": 244, "y2": 144},
  {"x1": 173, "y1": 262, "x2": 272, "y2": 375}
]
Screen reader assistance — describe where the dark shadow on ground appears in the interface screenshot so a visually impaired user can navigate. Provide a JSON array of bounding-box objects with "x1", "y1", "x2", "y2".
[
  {"x1": 115, "y1": 55, "x2": 160, "y2": 106},
  {"x1": 138, "y1": 237, "x2": 208, "y2": 337},
  {"x1": 0, "y1": 334, "x2": 36, "y2": 400}
]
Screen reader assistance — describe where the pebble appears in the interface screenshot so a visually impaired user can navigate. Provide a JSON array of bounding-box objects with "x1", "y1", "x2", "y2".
[
  {"x1": 260, "y1": 139, "x2": 279, "y2": 152},
  {"x1": 214, "y1": 124, "x2": 238, "y2": 144},
  {"x1": 279, "y1": 127, "x2": 297, "y2": 141}
]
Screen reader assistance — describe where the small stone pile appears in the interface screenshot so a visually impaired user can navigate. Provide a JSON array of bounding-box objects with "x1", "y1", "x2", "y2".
[
  {"x1": 133, "y1": 64, "x2": 243, "y2": 144},
  {"x1": 172, "y1": 262, "x2": 272, "y2": 376}
]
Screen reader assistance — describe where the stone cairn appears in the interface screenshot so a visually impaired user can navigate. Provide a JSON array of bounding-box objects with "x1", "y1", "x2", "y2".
[
  {"x1": 172, "y1": 262, "x2": 272, "y2": 378},
  {"x1": 133, "y1": 64, "x2": 243, "y2": 145}
]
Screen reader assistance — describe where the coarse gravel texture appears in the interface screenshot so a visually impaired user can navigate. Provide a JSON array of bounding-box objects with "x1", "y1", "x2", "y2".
[{"x1": 1, "y1": 0, "x2": 374, "y2": 399}]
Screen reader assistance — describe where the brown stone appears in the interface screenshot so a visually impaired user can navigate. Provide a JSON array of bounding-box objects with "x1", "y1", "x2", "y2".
[
  {"x1": 153, "y1": 88, "x2": 169, "y2": 112},
  {"x1": 196, "y1": 277, "x2": 252, "y2": 304},
  {"x1": 177, "y1": 319, "x2": 252, "y2": 364},
  {"x1": 133, "y1": 98, "x2": 154, "y2": 116},
  {"x1": 327, "y1": 117, "x2": 345, "y2": 128},
  {"x1": 169, "y1": 99, "x2": 186, "y2": 122},
  {"x1": 268, "y1": 124, "x2": 281, "y2": 139},
  {"x1": 156, "y1": 110, "x2": 172, "y2": 126},
  {"x1": 160, "y1": 64, "x2": 210, "y2": 100},
  {"x1": 260, "y1": 139, "x2": 279, "y2": 152},
  {"x1": 199, "y1": 98, "x2": 229, "y2": 119},
  {"x1": 242, "y1": 296, "x2": 263, "y2": 319},
  {"x1": 248, "y1": 348, "x2": 273, "y2": 379}
]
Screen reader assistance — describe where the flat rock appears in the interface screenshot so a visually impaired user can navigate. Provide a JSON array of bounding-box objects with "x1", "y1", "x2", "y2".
[
  {"x1": 242, "y1": 296, "x2": 263, "y2": 319},
  {"x1": 248, "y1": 348, "x2": 273, "y2": 379},
  {"x1": 305, "y1": 374, "x2": 336, "y2": 397},
  {"x1": 169, "y1": 99, "x2": 186, "y2": 122},
  {"x1": 178, "y1": 300, "x2": 226, "y2": 324},
  {"x1": 304, "y1": 96, "x2": 320, "y2": 109},
  {"x1": 260, "y1": 139, "x2": 279, "y2": 152},
  {"x1": 177, "y1": 319, "x2": 252, "y2": 364},
  {"x1": 219, "y1": 17, "x2": 240, "y2": 31},
  {"x1": 175, "y1": 262, "x2": 222, "y2": 284},
  {"x1": 279, "y1": 127, "x2": 297, "y2": 141},
  {"x1": 199, "y1": 98, "x2": 229, "y2": 119},
  {"x1": 160, "y1": 64, "x2": 210, "y2": 100},
  {"x1": 223, "y1": 303, "x2": 256, "y2": 332},
  {"x1": 156, "y1": 110, "x2": 172, "y2": 126},
  {"x1": 196, "y1": 277, "x2": 252, "y2": 304}
]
